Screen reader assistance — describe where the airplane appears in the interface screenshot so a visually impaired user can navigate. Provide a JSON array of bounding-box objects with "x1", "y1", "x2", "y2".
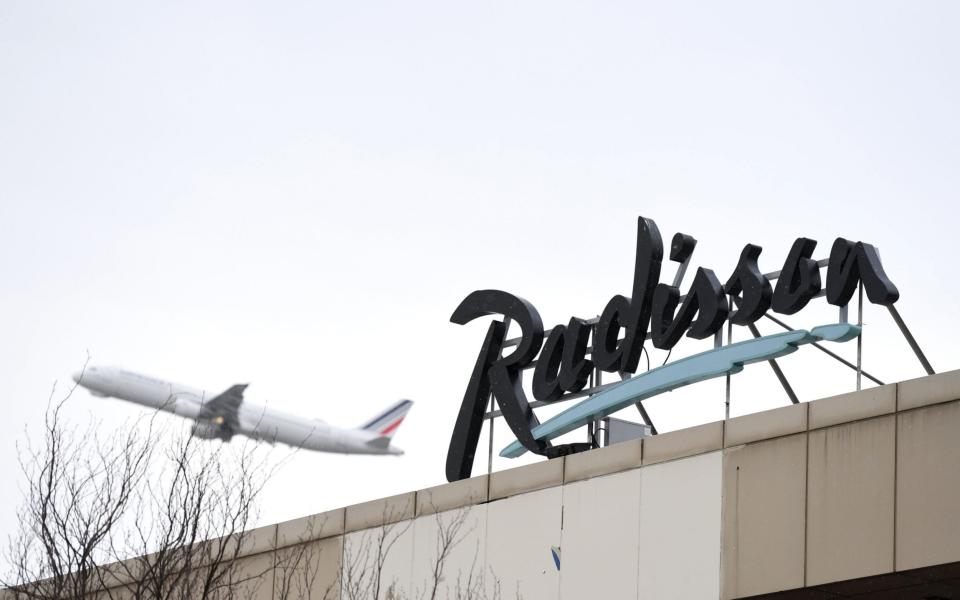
[{"x1": 71, "y1": 366, "x2": 412, "y2": 456}]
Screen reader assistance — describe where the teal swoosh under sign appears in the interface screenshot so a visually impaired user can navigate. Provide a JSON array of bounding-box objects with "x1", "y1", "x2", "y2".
[{"x1": 501, "y1": 323, "x2": 860, "y2": 459}]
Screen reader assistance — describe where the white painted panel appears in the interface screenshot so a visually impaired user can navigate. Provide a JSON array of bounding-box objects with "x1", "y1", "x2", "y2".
[
  {"x1": 485, "y1": 486, "x2": 562, "y2": 600},
  {"x1": 342, "y1": 520, "x2": 414, "y2": 600},
  {"x1": 637, "y1": 451, "x2": 722, "y2": 600},
  {"x1": 410, "y1": 505, "x2": 487, "y2": 599},
  {"x1": 560, "y1": 469, "x2": 641, "y2": 600}
]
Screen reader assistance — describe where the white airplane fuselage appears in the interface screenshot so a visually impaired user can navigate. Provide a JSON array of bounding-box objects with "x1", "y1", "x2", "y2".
[{"x1": 72, "y1": 366, "x2": 407, "y2": 456}]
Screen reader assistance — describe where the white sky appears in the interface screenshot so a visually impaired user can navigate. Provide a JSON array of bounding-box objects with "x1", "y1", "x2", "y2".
[{"x1": 2, "y1": 1, "x2": 959, "y2": 545}]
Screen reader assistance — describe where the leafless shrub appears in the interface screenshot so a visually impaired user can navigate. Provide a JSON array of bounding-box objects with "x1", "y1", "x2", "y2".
[
  {"x1": 104, "y1": 432, "x2": 272, "y2": 600},
  {"x1": 341, "y1": 502, "x2": 520, "y2": 600},
  {"x1": 2, "y1": 375, "x2": 523, "y2": 600},
  {"x1": 2, "y1": 376, "x2": 280, "y2": 600},
  {"x1": 417, "y1": 506, "x2": 473, "y2": 600},
  {"x1": 274, "y1": 518, "x2": 338, "y2": 600},
  {"x1": 342, "y1": 502, "x2": 413, "y2": 600},
  {"x1": 3, "y1": 385, "x2": 153, "y2": 600}
]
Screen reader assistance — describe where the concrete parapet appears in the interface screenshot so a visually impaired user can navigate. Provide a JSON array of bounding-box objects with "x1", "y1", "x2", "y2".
[
  {"x1": 276, "y1": 508, "x2": 345, "y2": 549},
  {"x1": 808, "y1": 383, "x2": 897, "y2": 430},
  {"x1": 489, "y1": 456, "x2": 564, "y2": 501},
  {"x1": 563, "y1": 436, "x2": 642, "y2": 484},
  {"x1": 212, "y1": 523, "x2": 278, "y2": 563},
  {"x1": 416, "y1": 474, "x2": 488, "y2": 516},
  {"x1": 898, "y1": 368, "x2": 960, "y2": 411},
  {"x1": 724, "y1": 402, "x2": 807, "y2": 448},
  {"x1": 643, "y1": 420, "x2": 722, "y2": 465},
  {"x1": 344, "y1": 491, "x2": 416, "y2": 533}
]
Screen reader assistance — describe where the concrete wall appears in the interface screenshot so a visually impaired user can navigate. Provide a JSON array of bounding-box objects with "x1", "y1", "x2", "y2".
[
  {"x1": 560, "y1": 469, "x2": 640, "y2": 599},
  {"x1": 73, "y1": 369, "x2": 960, "y2": 600},
  {"x1": 410, "y1": 504, "x2": 487, "y2": 599},
  {"x1": 486, "y1": 487, "x2": 562, "y2": 600},
  {"x1": 639, "y1": 451, "x2": 722, "y2": 599}
]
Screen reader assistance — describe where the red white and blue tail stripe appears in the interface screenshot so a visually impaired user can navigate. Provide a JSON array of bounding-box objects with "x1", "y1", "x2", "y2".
[{"x1": 359, "y1": 399, "x2": 413, "y2": 439}]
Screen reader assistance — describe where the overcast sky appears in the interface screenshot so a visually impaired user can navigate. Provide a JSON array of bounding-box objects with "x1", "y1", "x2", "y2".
[{"x1": 2, "y1": 1, "x2": 959, "y2": 545}]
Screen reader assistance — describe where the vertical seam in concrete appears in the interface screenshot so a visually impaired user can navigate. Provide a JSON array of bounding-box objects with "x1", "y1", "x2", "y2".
[
  {"x1": 638, "y1": 440, "x2": 646, "y2": 600},
  {"x1": 719, "y1": 428, "x2": 727, "y2": 599},
  {"x1": 716, "y1": 452, "x2": 725, "y2": 600},
  {"x1": 271, "y1": 525, "x2": 278, "y2": 600},
  {"x1": 558, "y1": 478, "x2": 566, "y2": 600},
  {"x1": 733, "y1": 463, "x2": 741, "y2": 599},
  {"x1": 409, "y1": 492, "x2": 418, "y2": 596},
  {"x1": 482, "y1": 491, "x2": 491, "y2": 599},
  {"x1": 892, "y1": 383, "x2": 899, "y2": 572},
  {"x1": 634, "y1": 446, "x2": 643, "y2": 598},
  {"x1": 635, "y1": 464, "x2": 645, "y2": 600},
  {"x1": 803, "y1": 430, "x2": 810, "y2": 588},
  {"x1": 339, "y1": 529, "x2": 347, "y2": 600}
]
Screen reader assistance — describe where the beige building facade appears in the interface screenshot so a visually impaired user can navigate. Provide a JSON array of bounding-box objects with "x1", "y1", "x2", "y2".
[{"x1": 39, "y1": 369, "x2": 960, "y2": 599}]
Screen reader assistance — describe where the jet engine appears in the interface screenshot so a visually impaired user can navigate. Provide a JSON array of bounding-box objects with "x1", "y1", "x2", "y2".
[{"x1": 190, "y1": 421, "x2": 230, "y2": 441}]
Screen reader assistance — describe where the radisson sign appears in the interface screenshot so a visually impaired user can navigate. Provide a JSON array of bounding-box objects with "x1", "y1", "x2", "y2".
[{"x1": 446, "y1": 216, "x2": 899, "y2": 482}]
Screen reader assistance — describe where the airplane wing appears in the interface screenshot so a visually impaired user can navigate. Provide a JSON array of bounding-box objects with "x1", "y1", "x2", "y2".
[{"x1": 198, "y1": 384, "x2": 248, "y2": 434}]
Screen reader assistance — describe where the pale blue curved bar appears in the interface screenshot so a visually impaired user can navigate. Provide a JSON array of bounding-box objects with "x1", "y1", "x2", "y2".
[{"x1": 500, "y1": 323, "x2": 860, "y2": 459}]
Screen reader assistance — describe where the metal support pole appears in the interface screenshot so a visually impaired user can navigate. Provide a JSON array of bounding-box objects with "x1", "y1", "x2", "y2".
[
  {"x1": 487, "y1": 317, "x2": 511, "y2": 476},
  {"x1": 624, "y1": 367, "x2": 658, "y2": 435},
  {"x1": 731, "y1": 295, "x2": 800, "y2": 405},
  {"x1": 725, "y1": 320, "x2": 733, "y2": 419},
  {"x1": 486, "y1": 394, "x2": 495, "y2": 476},
  {"x1": 593, "y1": 366, "x2": 602, "y2": 447},
  {"x1": 887, "y1": 305, "x2": 935, "y2": 376},
  {"x1": 746, "y1": 321, "x2": 800, "y2": 404},
  {"x1": 634, "y1": 402, "x2": 658, "y2": 435},
  {"x1": 672, "y1": 254, "x2": 692, "y2": 287},
  {"x1": 587, "y1": 367, "x2": 596, "y2": 445},
  {"x1": 857, "y1": 282, "x2": 863, "y2": 391}
]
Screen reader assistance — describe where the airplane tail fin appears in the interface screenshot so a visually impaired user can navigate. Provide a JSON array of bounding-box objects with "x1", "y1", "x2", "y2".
[{"x1": 358, "y1": 399, "x2": 413, "y2": 440}]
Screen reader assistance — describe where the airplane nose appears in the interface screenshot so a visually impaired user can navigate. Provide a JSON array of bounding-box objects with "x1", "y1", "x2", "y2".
[{"x1": 72, "y1": 371, "x2": 83, "y2": 384}]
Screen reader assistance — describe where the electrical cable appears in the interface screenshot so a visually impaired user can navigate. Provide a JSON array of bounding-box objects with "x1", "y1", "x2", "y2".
[{"x1": 661, "y1": 348, "x2": 672, "y2": 366}]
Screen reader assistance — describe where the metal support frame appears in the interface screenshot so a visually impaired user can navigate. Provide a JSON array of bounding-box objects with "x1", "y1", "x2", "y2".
[
  {"x1": 857, "y1": 283, "x2": 863, "y2": 391},
  {"x1": 725, "y1": 320, "x2": 733, "y2": 418},
  {"x1": 731, "y1": 294, "x2": 800, "y2": 405},
  {"x1": 487, "y1": 258, "x2": 836, "y2": 436},
  {"x1": 760, "y1": 311, "x2": 885, "y2": 386},
  {"x1": 746, "y1": 321, "x2": 800, "y2": 404},
  {"x1": 487, "y1": 317, "x2": 511, "y2": 476},
  {"x1": 592, "y1": 366, "x2": 603, "y2": 447},
  {"x1": 623, "y1": 368, "x2": 658, "y2": 435},
  {"x1": 486, "y1": 394, "x2": 495, "y2": 475},
  {"x1": 482, "y1": 251, "x2": 936, "y2": 467},
  {"x1": 633, "y1": 401, "x2": 658, "y2": 435},
  {"x1": 887, "y1": 304, "x2": 935, "y2": 375}
]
